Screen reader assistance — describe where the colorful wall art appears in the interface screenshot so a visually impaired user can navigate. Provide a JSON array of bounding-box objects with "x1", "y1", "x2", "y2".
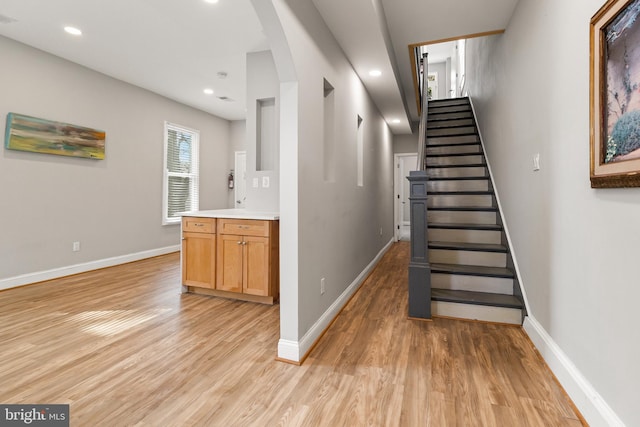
[{"x1": 4, "y1": 113, "x2": 105, "y2": 160}]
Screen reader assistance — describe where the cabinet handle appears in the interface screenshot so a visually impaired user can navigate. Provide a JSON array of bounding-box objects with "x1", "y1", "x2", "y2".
[{"x1": 237, "y1": 241, "x2": 242, "y2": 245}]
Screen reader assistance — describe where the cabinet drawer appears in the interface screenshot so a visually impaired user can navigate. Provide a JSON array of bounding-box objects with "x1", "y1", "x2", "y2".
[
  {"x1": 182, "y1": 217, "x2": 215, "y2": 233},
  {"x1": 217, "y1": 219, "x2": 270, "y2": 237}
]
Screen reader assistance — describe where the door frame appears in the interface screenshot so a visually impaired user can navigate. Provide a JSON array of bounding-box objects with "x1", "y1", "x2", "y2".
[
  {"x1": 394, "y1": 153, "x2": 418, "y2": 242},
  {"x1": 234, "y1": 151, "x2": 247, "y2": 208}
]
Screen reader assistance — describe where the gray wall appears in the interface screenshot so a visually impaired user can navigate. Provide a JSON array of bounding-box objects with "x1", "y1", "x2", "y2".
[
  {"x1": 465, "y1": 1, "x2": 639, "y2": 425},
  {"x1": 245, "y1": 50, "x2": 280, "y2": 212},
  {"x1": 394, "y1": 133, "x2": 418, "y2": 154},
  {"x1": 258, "y1": 0, "x2": 395, "y2": 349},
  {"x1": 0, "y1": 36, "x2": 230, "y2": 282}
]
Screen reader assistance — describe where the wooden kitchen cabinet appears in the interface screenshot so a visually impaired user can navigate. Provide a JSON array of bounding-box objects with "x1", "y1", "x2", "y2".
[
  {"x1": 216, "y1": 219, "x2": 279, "y2": 303},
  {"x1": 181, "y1": 214, "x2": 279, "y2": 305},
  {"x1": 181, "y1": 217, "x2": 216, "y2": 289}
]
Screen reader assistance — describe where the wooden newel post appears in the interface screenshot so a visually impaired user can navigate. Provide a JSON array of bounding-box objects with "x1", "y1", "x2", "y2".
[{"x1": 407, "y1": 170, "x2": 431, "y2": 319}]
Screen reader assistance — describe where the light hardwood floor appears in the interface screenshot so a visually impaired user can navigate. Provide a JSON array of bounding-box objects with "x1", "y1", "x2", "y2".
[{"x1": 0, "y1": 243, "x2": 585, "y2": 426}]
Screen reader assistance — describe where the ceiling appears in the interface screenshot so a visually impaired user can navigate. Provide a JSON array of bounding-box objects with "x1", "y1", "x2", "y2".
[
  {"x1": 0, "y1": 0, "x2": 268, "y2": 121},
  {"x1": 0, "y1": 0, "x2": 519, "y2": 131}
]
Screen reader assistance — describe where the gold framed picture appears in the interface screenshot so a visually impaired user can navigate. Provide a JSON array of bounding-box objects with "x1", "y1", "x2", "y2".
[{"x1": 590, "y1": 0, "x2": 640, "y2": 187}]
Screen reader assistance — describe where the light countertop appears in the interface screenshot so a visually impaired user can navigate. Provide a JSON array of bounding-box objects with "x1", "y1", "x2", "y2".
[{"x1": 181, "y1": 209, "x2": 279, "y2": 220}]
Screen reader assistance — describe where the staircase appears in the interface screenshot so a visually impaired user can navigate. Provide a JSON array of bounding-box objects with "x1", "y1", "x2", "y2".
[{"x1": 424, "y1": 97, "x2": 524, "y2": 324}]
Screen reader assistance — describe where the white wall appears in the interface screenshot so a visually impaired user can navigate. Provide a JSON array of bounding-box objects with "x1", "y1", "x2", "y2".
[
  {"x1": 465, "y1": 1, "x2": 638, "y2": 426},
  {"x1": 255, "y1": 0, "x2": 394, "y2": 359},
  {"x1": 227, "y1": 120, "x2": 247, "y2": 208},
  {"x1": 245, "y1": 50, "x2": 280, "y2": 212},
  {"x1": 429, "y1": 61, "x2": 447, "y2": 99},
  {"x1": 0, "y1": 36, "x2": 230, "y2": 284}
]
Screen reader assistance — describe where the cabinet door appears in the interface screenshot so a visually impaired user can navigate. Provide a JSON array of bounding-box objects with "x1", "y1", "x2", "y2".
[
  {"x1": 216, "y1": 234, "x2": 244, "y2": 293},
  {"x1": 243, "y1": 236, "x2": 270, "y2": 296},
  {"x1": 182, "y1": 232, "x2": 215, "y2": 288}
]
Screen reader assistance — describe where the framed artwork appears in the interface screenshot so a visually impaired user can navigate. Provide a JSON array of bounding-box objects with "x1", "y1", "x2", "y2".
[
  {"x1": 5, "y1": 113, "x2": 105, "y2": 160},
  {"x1": 590, "y1": 0, "x2": 640, "y2": 187}
]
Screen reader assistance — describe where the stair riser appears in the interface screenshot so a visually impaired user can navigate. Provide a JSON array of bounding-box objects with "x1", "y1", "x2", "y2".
[
  {"x1": 427, "y1": 210, "x2": 497, "y2": 225},
  {"x1": 431, "y1": 301, "x2": 521, "y2": 324},
  {"x1": 428, "y1": 126, "x2": 476, "y2": 137},
  {"x1": 429, "y1": 249, "x2": 507, "y2": 268},
  {"x1": 429, "y1": 105, "x2": 471, "y2": 114},
  {"x1": 429, "y1": 99, "x2": 470, "y2": 108},
  {"x1": 427, "y1": 180, "x2": 489, "y2": 192},
  {"x1": 427, "y1": 167, "x2": 486, "y2": 178},
  {"x1": 427, "y1": 194, "x2": 493, "y2": 208},
  {"x1": 428, "y1": 228, "x2": 502, "y2": 245},
  {"x1": 426, "y1": 145, "x2": 482, "y2": 155},
  {"x1": 426, "y1": 155, "x2": 484, "y2": 166},
  {"x1": 431, "y1": 273, "x2": 513, "y2": 294},
  {"x1": 428, "y1": 119, "x2": 475, "y2": 129},
  {"x1": 429, "y1": 112, "x2": 473, "y2": 121},
  {"x1": 428, "y1": 135, "x2": 479, "y2": 145}
]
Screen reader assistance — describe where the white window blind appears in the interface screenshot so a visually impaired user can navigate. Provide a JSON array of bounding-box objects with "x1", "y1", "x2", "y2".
[{"x1": 163, "y1": 122, "x2": 199, "y2": 224}]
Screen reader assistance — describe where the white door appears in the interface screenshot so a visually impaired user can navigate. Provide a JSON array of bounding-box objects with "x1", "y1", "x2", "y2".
[
  {"x1": 395, "y1": 153, "x2": 418, "y2": 241},
  {"x1": 234, "y1": 151, "x2": 247, "y2": 208}
]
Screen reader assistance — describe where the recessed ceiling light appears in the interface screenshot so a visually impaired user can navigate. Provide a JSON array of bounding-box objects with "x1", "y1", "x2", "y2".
[
  {"x1": 392, "y1": 119, "x2": 401, "y2": 124},
  {"x1": 369, "y1": 70, "x2": 382, "y2": 77},
  {"x1": 64, "y1": 26, "x2": 82, "y2": 36},
  {"x1": 204, "y1": 0, "x2": 219, "y2": 3},
  {"x1": 203, "y1": 88, "x2": 214, "y2": 95}
]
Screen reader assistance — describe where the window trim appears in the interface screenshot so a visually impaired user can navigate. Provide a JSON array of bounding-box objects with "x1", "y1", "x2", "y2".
[{"x1": 162, "y1": 121, "x2": 200, "y2": 225}]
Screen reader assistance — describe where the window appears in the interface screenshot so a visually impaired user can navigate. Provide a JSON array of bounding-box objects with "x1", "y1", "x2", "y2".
[{"x1": 163, "y1": 122, "x2": 199, "y2": 225}]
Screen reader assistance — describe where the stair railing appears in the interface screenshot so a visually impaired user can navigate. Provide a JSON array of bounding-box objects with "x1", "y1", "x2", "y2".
[
  {"x1": 407, "y1": 52, "x2": 431, "y2": 319},
  {"x1": 416, "y1": 53, "x2": 428, "y2": 170}
]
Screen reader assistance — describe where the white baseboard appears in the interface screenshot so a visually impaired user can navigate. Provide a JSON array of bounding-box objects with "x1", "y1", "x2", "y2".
[
  {"x1": 523, "y1": 316, "x2": 626, "y2": 427},
  {"x1": 277, "y1": 238, "x2": 394, "y2": 363},
  {"x1": 0, "y1": 245, "x2": 181, "y2": 291}
]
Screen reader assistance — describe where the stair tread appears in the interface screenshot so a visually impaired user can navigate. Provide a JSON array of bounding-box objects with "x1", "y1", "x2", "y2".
[
  {"x1": 426, "y1": 163, "x2": 486, "y2": 168},
  {"x1": 430, "y1": 262, "x2": 513, "y2": 278},
  {"x1": 427, "y1": 131, "x2": 477, "y2": 136},
  {"x1": 432, "y1": 289, "x2": 522, "y2": 309},
  {"x1": 427, "y1": 141, "x2": 480, "y2": 148},
  {"x1": 428, "y1": 190, "x2": 493, "y2": 195},
  {"x1": 429, "y1": 241, "x2": 507, "y2": 252},
  {"x1": 426, "y1": 123, "x2": 475, "y2": 130},
  {"x1": 426, "y1": 152, "x2": 483, "y2": 157},
  {"x1": 428, "y1": 205, "x2": 497, "y2": 211},
  {"x1": 428, "y1": 222, "x2": 502, "y2": 231},
  {"x1": 428, "y1": 176, "x2": 490, "y2": 181}
]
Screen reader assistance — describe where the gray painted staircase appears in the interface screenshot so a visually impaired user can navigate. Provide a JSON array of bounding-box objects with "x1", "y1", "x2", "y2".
[{"x1": 425, "y1": 97, "x2": 525, "y2": 324}]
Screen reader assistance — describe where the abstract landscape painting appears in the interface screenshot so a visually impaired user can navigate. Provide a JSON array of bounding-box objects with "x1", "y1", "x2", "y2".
[{"x1": 5, "y1": 113, "x2": 105, "y2": 159}]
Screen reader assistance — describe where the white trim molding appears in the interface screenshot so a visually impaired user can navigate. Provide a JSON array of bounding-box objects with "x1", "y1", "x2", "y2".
[
  {"x1": 277, "y1": 238, "x2": 394, "y2": 363},
  {"x1": 524, "y1": 316, "x2": 626, "y2": 427},
  {"x1": 0, "y1": 245, "x2": 180, "y2": 291}
]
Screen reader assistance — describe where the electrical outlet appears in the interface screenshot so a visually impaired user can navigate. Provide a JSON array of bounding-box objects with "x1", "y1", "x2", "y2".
[
  {"x1": 262, "y1": 176, "x2": 270, "y2": 188},
  {"x1": 320, "y1": 277, "x2": 325, "y2": 295},
  {"x1": 72, "y1": 241, "x2": 80, "y2": 252}
]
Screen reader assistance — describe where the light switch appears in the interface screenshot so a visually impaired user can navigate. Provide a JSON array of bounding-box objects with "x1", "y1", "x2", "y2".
[
  {"x1": 252, "y1": 178, "x2": 259, "y2": 188},
  {"x1": 262, "y1": 176, "x2": 270, "y2": 188},
  {"x1": 533, "y1": 153, "x2": 540, "y2": 171}
]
